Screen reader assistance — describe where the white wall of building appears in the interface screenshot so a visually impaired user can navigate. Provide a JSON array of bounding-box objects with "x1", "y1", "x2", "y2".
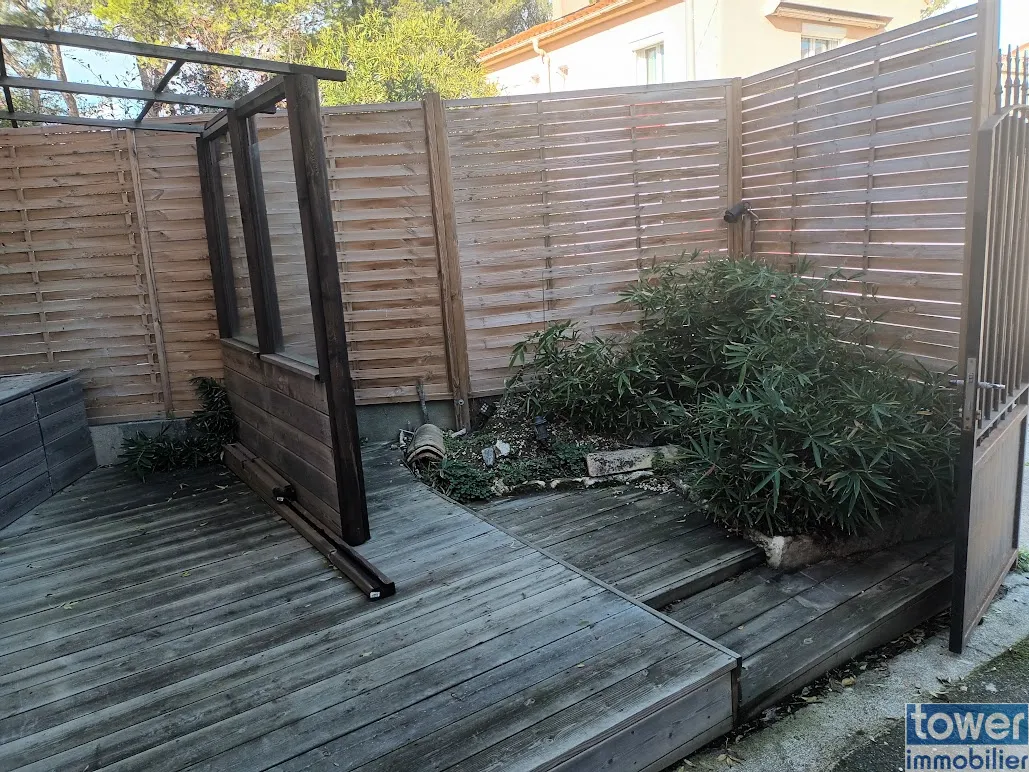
[
  {"x1": 486, "y1": 0, "x2": 926, "y2": 96},
  {"x1": 487, "y1": 1, "x2": 688, "y2": 95},
  {"x1": 716, "y1": 0, "x2": 924, "y2": 78}
]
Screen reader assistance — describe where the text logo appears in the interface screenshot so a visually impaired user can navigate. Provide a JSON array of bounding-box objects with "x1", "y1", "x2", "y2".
[{"x1": 907, "y1": 704, "x2": 1029, "y2": 746}]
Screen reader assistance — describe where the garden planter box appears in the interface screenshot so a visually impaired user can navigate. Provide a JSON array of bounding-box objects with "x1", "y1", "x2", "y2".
[{"x1": 0, "y1": 371, "x2": 97, "y2": 529}]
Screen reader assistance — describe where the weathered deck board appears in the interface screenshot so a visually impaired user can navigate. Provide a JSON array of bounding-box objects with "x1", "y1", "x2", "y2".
[
  {"x1": 0, "y1": 447, "x2": 736, "y2": 771},
  {"x1": 470, "y1": 481, "x2": 953, "y2": 723},
  {"x1": 668, "y1": 540, "x2": 953, "y2": 718},
  {"x1": 473, "y1": 487, "x2": 764, "y2": 606}
]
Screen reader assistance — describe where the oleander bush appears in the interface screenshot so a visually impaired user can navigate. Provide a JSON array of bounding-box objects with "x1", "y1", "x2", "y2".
[
  {"x1": 508, "y1": 254, "x2": 958, "y2": 537},
  {"x1": 120, "y1": 377, "x2": 238, "y2": 481}
]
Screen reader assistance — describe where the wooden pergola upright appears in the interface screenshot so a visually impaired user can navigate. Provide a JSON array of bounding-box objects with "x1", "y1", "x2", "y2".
[{"x1": 0, "y1": 25, "x2": 392, "y2": 599}]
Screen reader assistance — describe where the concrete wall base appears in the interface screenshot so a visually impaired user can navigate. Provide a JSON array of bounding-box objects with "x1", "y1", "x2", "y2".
[
  {"x1": 90, "y1": 419, "x2": 189, "y2": 466},
  {"x1": 356, "y1": 400, "x2": 455, "y2": 443},
  {"x1": 91, "y1": 400, "x2": 455, "y2": 465}
]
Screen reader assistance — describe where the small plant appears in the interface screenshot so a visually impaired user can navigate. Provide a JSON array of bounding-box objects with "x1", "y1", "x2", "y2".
[
  {"x1": 428, "y1": 458, "x2": 496, "y2": 501},
  {"x1": 121, "y1": 377, "x2": 238, "y2": 481},
  {"x1": 410, "y1": 405, "x2": 599, "y2": 503},
  {"x1": 1016, "y1": 549, "x2": 1029, "y2": 574},
  {"x1": 509, "y1": 254, "x2": 959, "y2": 537}
]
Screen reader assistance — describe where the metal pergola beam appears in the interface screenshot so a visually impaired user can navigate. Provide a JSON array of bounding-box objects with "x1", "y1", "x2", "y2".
[
  {"x1": 0, "y1": 75, "x2": 233, "y2": 109},
  {"x1": 3, "y1": 111, "x2": 202, "y2": 132},
  {"x1": 0, "y1": 25, "x2": 348, "y2": 81}
]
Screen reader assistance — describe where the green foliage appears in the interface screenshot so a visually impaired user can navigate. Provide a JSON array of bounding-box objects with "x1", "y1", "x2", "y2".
[
  {"x1": 920, "y1": 0, "x2": 950, "y2": 20},
  {"x1": 305, "y1": 0, "x2": 497, "y2": 104},
  {"x1": 120, "y1": 377, "x2": 238, "y2": 480},
  {"x1": 1017, "y1": 549, "x2": 1029, "y2": 574},
  {"x1": 92, "y1": 0, "x2": 319, "y2": 100},
  {"x1": 433, "y1": 0, "x2": 549, "y2": 47},
  {"x1": 420, "y1": 434, "x2": 594, "y2": 503},
  {"x1": 510, "y1": 255, "x2": 959, "y2": 537},
  {"x1": 510, "y1": 320, "x2": 689, "y2": 438},
  {"x1": 428, "y1": 458, "x2": 495, "y2": 501}
]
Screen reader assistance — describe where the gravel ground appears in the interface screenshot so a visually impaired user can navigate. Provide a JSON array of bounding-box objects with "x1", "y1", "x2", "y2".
[{"x1": 832, "y1": 627, "x2": 1029, "y2": 771}]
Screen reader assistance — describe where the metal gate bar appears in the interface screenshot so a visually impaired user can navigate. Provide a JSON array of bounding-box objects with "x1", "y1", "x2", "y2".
[{"x1": 952, "y1": 105, "x2": 1029, "y2": 653}]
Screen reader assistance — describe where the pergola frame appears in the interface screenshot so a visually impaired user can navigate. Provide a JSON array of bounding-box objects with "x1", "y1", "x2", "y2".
[
  {"x1": 0, "y1": 24, "x2": 347, "y2": 131},
  {"x1": 0, "y1": 26, "x2": 390, "y2": 597}
]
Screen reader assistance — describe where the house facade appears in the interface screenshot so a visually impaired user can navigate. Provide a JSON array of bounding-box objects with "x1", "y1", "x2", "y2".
[{"x1": 480, "y1": 0, "x2": 927, "y2": 95}]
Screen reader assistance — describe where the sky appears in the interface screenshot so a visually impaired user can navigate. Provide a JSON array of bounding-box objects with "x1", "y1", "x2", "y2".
[
  {"x1": 973, "y1": 0, "x2": 1029, "y2": 46},
  {"x1": 46, "y1": 0, "x2": 1029, "y2": 117}
]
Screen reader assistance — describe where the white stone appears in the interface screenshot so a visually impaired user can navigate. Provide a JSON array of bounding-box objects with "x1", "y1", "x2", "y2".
[{"x1": 585, "y1": 445, "x2": 683, "y2": 477}]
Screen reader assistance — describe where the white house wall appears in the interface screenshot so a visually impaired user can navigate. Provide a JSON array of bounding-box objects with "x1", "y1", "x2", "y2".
[
  {"x1": 487, "y1": 0, "x2": 926, "y2": 95},
  {"x1": 487, "y1": 1, "x2": 689, "y2": 95}
]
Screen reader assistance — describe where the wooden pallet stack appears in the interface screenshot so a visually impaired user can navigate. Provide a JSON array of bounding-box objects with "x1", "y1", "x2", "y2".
[{"x1": 0, "y1": 371, "x2": 97, "y2": 529}]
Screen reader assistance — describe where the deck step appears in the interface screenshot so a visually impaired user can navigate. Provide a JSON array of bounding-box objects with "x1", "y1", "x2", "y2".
[
  {"x1": 666, "y1": 539, "x2": 953, "y2": 719},
  {"x1": 473, "y1": 489, "x2": 763, "y2": 610}
]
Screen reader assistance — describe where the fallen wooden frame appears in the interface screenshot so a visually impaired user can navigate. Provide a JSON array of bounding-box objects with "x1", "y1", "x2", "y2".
[{"x1": 224, "y1": 442, "x2": 394, "y2": 600}]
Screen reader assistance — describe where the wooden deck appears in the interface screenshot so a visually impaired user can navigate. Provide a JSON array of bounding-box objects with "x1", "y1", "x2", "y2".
[
  {"x1": 0, "y1": 447, "x2": 737, "y2": 771},
  {"x1": 669, "y1": 540, "x2": 953, "y2": 719},
  {"x1": 474, "y1": 487, "x2": 954, "y2": 721},
  {"x1": 473, "y1": 488, "x2": 763, "y2": 607}
]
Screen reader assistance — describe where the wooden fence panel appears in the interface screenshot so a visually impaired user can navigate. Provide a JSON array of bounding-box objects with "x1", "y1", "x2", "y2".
[
  {"x1": 445, "y1": 82, "x2": 733, "y2": 396},
  {"x1": 741, "y1": 5, "x2": 980, "y2": 370},
  {"x1": 0, "y1": 20, "x2": 986, "y2": 416},
  {"x1": 251, "y1": 114, "x2": 318, "y2": 365},
  {"x1": 0, "y1": 127, "x2": 166, "y2": 423},
  {"x1": 321, "y1": 105, "x2": 451, "y2": 405},
  {"x1": 133, "y1": 130, "x2": 223, "y2": 415}
]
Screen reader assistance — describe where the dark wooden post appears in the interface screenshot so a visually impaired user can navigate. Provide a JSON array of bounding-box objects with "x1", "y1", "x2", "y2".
[
  {"x1": 284, "y1": 74, "x2": 370, "y2": 546},
  {"x1": 196, "y1": 135, "x2": 238, "y2": 339},
  {"x1": 228, "y1": 110, "x2": 283, "y2": 354},
  {"x1": 423, "y1": 92, "x2": 472, "y2": 430}
]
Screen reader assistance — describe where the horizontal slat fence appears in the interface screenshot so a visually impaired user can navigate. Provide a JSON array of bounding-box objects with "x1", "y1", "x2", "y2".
[
  {"x1": 0, "y1": 127, "x2": 224, "y2": 423},
  {"x1": 741, "y1": 4, "x2": 980, "y2": 370},
  {"x1": 444, "y1": 83, "x2": 733, "y2": 395},
  {"x1": 0, "y1": 8, "x2": 986, "y2": 420},
  {"x1": 133, "y1": 130, "x2": 224, "y2": 413},
  {"x1": 321, "y1": 105, "x2": 451, "y2": 405},
  {"x1": 0, "y1": 127, "x2": 168, "y2": 422}
]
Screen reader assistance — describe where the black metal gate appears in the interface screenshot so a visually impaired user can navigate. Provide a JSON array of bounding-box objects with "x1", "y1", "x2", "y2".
[{"x1": 951, "y1": 103, "x2": 1029, "y2": 653}]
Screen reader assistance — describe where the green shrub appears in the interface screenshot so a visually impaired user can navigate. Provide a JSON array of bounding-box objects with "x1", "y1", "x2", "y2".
[
  {"x1": 121, "y1": 377, "x2": 238, "y2": 481},
  {"x1": 416, "y1": 432, "x2": 595, "y2": 503},
  {"x1": 509, "y1": 255, "x2": 958, "y2": 537}
]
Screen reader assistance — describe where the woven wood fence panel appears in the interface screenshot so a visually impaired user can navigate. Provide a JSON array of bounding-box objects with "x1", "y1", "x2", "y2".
[
  {"x1": 133, "y1": 130, "x2": 224, "y2": 414},
  {"x1": 444, "y1": 82, "x2": 733, "y2": 396},
  {"x1": 741, "y1": 5, "x2": 979, "y2": 370},
  {"x1": 0, "y1": 127, "x2": 168, "y2": 423}
]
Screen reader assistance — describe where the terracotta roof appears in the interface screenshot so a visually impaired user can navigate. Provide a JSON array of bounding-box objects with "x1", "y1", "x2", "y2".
[{"x1": 479, "y1": 0, "x2": 646, "y2": 66}]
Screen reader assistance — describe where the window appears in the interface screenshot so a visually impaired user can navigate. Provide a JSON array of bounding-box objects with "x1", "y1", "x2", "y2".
[
  {"x1": 636, "y1": 43, "x2": 664, "y2": 85},
  {"x1": 254, "y1": 109, "x2": 317, "y2": 366},
  {"x1": 801, "y1": 36, "x2": 839, "y2": 59},
  {"x1": 214, "y1": 134, "x2": 258, "y2": 346}
]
